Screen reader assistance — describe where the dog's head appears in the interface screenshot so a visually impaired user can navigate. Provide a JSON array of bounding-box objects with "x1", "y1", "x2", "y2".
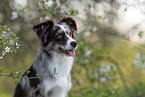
[{"x1": 33, "y1": 16, "x2": 77, "y2": 57}]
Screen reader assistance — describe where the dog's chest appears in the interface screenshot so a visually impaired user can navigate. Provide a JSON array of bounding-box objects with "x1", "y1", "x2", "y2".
[
  {"x1": 47, "y1": 53, "x2": 73, "y2": 76},
  {"x1": 41, "y1": 53, "x2": 73, "y2": 96},
  {"x1": 42, "y1": 75, "x2": 71, "y2": 96}
]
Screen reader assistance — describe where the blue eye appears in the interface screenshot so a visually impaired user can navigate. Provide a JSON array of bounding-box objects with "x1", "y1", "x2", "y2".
[{"x1": 57, "y1": 34, "x2": 62, "y2": 38}]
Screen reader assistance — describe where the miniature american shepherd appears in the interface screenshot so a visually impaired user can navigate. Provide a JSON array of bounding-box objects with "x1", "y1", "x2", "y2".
[{"x1": 13, "y1": 16, "x2": 77, "y2": 97}]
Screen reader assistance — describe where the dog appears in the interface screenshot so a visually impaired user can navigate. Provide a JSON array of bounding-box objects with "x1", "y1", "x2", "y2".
[{"x1": 13, "y1": 16, "x2": 77, "y2": 97}]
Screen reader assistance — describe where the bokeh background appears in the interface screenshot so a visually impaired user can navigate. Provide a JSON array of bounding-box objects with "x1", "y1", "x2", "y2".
[{"x1": 1, "y1": 0, "x2": 145, "y2": 97}]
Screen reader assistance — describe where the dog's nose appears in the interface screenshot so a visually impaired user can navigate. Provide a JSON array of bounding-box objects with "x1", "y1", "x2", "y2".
[{"x1": 71, "y1": 41, "x2": 78, "y2": 48}]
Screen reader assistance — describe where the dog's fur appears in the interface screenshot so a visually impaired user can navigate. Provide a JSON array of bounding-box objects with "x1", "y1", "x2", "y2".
[{"x1": 13, "y1": 16, "x2": 77, "y2": 97}]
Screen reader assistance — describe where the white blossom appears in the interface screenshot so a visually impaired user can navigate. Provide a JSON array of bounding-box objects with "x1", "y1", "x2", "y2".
[
  {"x1": 0, "y1": 56, "x2": 3, "y2": 59},
  {"x1": 79, "y1": 80, "x2": 84, "y2": 84},
  {"x1": 99, "y1": 65, "x2": 107, "y2": 73},
  {"x1": 93, "y1": 26, "x2": 97, "y2": 32},
  {"x1": 16, "y1": 42, "x2": 20, "y2": 48},
  {"x1": 44, "y1": 0, "x2": 54, "y2": 7},
  {"x1": 106, "y1": 65, "x2": 111, "y2": 71},
  {"x1": 15, "y1": 72, "x2": 19, "y2": 74},
  {"x1": 111, "y1": 91, "x2": 115, "y2": 94},
  {"x1": 93, "y1": 82, "x2": 98, "y2": 88},
  {"x1": 67, "y1": 12, "x2": 71, "y2": 15},
  {"x1": 2, "y1": 51, "x2": 6, "y2": 56},
  {"x1": 85, "y1": 50, "x2": 92, "y2": 56},
  {"x1": 16, "y1": 42, "x2": 18, "y2": 46},
  {"x1": 136, "y1": 52, "x2": 142, "y2": 59},
  {"x1": 11, "y1": 11, "x2": 18, "y2": 20},
  {"x1": 5, "y1": 46, "x2": 10, "y2": 52},
  {"x1": 84, "y1": 31, "x2": 91, "y2": 37},
  {"x1": 45, "y1": 16, "x2": 50, "y2": 20},
  {"x1": 39, "y1": 17, "x2": 43, "y2": 21},
  {"x1": 100, "y1": 77, "x2": 107, "y2": 82},
  {"x1": 7, "y1": 28, "x2": 10, "y2": 31},
  {"x1": 2, "y1": 31, "x2": 6, "y2": 33}
]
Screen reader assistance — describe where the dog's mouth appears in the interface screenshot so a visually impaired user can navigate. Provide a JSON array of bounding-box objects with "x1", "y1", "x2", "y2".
[{"x1": 59, "y1": 48, "x2": 76, "y2": 57}]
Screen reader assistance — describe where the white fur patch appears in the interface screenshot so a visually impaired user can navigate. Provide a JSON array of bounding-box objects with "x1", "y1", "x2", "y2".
[
  {"x1": 65, "y1": 33, "x2": 76, "y2": 50},
  {"x1": 56, "y1": 23, "x2": 67, "y2": 32},
  {"x1": 43, "y1": 52, "x2": 73, "y2": 96}
]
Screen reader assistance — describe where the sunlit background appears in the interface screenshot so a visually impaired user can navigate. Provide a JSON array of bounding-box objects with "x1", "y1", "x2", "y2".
[{"x1": 1, "y1": 0, "x2": 145, "y2": 97}]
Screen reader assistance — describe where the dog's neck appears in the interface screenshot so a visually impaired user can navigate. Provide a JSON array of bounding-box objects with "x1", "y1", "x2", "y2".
[{"x1": 32, "y1": 46, "x2": 74, "y2": 79}]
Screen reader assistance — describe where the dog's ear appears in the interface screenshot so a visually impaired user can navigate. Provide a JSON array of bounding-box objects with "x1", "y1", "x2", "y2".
[
  {"x1": 33, "y1": 20, "x2": 54, "y2": 38},
  {"x1": 59, "y1": 16, "x2": 77, "y2": 32}
]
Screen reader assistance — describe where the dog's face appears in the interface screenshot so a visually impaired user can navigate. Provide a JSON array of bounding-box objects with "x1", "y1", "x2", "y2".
[{"x1": 33, "y1": 16, "x2": 77, "y2": 57}]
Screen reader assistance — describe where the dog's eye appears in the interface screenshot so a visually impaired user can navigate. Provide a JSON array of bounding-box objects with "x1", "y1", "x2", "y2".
[{"x1": 56, "y1": 34, "x2": 62, "y2": 38}]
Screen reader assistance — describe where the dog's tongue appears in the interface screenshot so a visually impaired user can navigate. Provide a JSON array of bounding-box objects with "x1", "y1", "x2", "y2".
[
  {"x1": 67, "y1": 50, "x2": 76, "y2": 57},
  {"x1": 59, "y1": 48, "x2": 76, "y2": 57}
]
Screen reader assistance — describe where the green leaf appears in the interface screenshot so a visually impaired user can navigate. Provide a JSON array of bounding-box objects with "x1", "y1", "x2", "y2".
[
  {"x1": 26, "y1": 70, "x2": 30, "y2": 74},
  {"x1": 9, "y1": 70, "x2": 14, "y2": 75},
  {"x1": 7, "y1": 28, "x2": 10, "y2": 32},
  {"x1": 45, "y1": 0, "x2": 50, "y2": 3},
  {"x1": 0, "y1": 66, "x2": 4, "y2": 71},
  {"x1": 53, "y1": 67, "x2": 57, "y2": 73},
  {"x1": 68, "y1": 9, "x2": 79, "y2": 15},
  {"x1": 138, "y1": 31, "x2": 144, "y2": 38},
  {"x1": 15, "y1": 37, "x2": 19, "y2": 39},
  {"x1": 124, "y1": 8, "x2": 128, "y2": 11},
  {"x1": 98, "y1": 15, "x2": 102, "y2": 19},
  {"x1": 0, "y1": 66, "x2": 5, "y2": 74},
  {"x1": 40, "y1": 72, "x2": 44, "y2": 76},
  {"x1": 77, "y1": 69, "x2": 82, "y2": 74},
  {"x1": 25, "y1": 76, "x2": 29, "y2": 85},
  {"x1": 88, "y1": 3, "x2": 91, "y2": 8}
]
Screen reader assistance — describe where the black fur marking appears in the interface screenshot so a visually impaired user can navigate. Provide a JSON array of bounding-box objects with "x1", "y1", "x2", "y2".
[
  {"x1": 35, "y1": 89, "x2": 40, "y2": 96},
  {"x1": 33, "y1": 20, "x2": 54, "y2": 47},
  {"x1": 59, "y1": 16, "x2": 77, "y2": 32},
  {"x1": 43, "y1": 49, "x2": 51, "y2": 57},
  {"x1": 27, "y1": 66, "x2": 41, "y2": 88},
  {"x1": 13, "y1": 83, "x2": 27, "y2": 97},
  {"x1": 33, "y1": 20, "x2": 54, "y2": 38}
]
